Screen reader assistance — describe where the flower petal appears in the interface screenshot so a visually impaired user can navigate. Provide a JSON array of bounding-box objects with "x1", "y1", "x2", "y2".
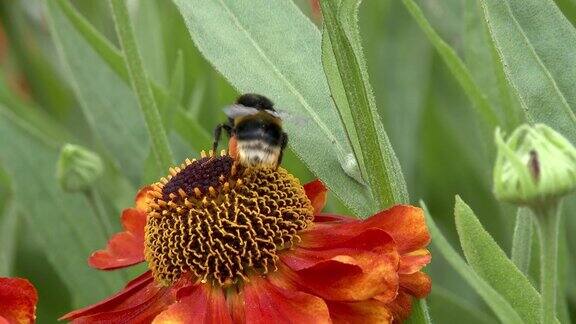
[
  {"x1": 326, "y1": 299, "x2": 392, "y2": 324},
  {"x1": 303, "y1": 180, "x2": 327, "y2": 214},
  {"x1": 379, "y1": 290, "x2": 412, "y2": 324},
  {"x1": 153, "y1": 284, "x2": 232, "y2": 324},
  {"x1": 312, "y1": 214, "x2": 354, "y2": 223},
  {"x1": 281, "y1": 229, "x2": 399, "y2": 302},
  {"x1": 88, "y1": 207, "x2": 147, "y2": 270},
  {"x1": 399, "y1": 272, "x2": 432, "y2": 298},
  {"x1": 0, "y1": 278, "x2": 37, "y2": 324},
  {"x1": 285, "y1": 228, "x2": 397, "y2": 270},
  {"x1": 309, "y1": 205, "x2": 430, "y2": 253},
  {"x1": 239, "y1": 276, "x2": 331, "y2": 324},
  {"x1": 61, "y1": 271, "x2": 174, "y2": 322},
  {"x1": 399, "y1": 249, "x2": 431, "y2": 274},
  {"x1": 135, "y1": 186, "x2": 154, "y2": 211}
]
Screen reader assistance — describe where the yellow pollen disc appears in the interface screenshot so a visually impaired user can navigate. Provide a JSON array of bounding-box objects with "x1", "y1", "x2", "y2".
[{"x1": 144, "y1": 155, "x2": 314, "y2": 287}]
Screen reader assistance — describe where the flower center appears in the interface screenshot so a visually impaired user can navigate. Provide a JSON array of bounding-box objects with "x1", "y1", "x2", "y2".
[{"x1": 144, "y1": 152, "x2": 314, "y2": 287}]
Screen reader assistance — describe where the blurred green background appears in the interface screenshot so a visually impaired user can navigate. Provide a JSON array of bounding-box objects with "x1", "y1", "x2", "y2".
[{"x1": 0, "y1": 0, "x2": 574, "y2": 323}]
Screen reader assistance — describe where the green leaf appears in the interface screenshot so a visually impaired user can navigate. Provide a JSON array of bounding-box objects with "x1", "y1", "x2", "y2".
[
  {"x1": 45, "y1": 0, "x2": 149, "y2": 183},
  {"x1": 170, "y1": 0, "x2": 374, "y2": 216},
  {"x1": 454, "y1": 196, "x2": 558, "y2": 324},
  {"x1": 405, "y1": 298, "x2": 432, "y2": 324},
  {"x1": 134, "y1": 0, "x2": 169, "y2": 86},
  {"x1": 463, "y1": 0, "x2": 523, "y2": 131},
  {"x1": 402, "y1": 0, "x2": 499, "y2": 131},
  {"x1": 363, "y1": 1, "x2": 432, "y2": 192},
  {"x1": 108, "y1": 0, "x2": 174, "y2": 173},
  {"x1": 0, "y1": 1, "x2": 74, "y2": 119},
  {"x1": 429, "y1": 285, "x2": 497, "y2": 324},
  {"x1": 511, "y1": 208, "x2": 533, "y2": 274},
  {"x1": 421, "y1": 200, "x2": 524, "y2": 324},
  {"x1": 0, "y1": 106, "x2": 124, "y2": 306},
  {"x1": 0, "y1": 201, "x2": 18, "y2": 276},
  {"x1": 480, "y1": 0, "x2": 576, "y2": 143},
  {"x1": 320, "y1": 0, "x2": 408, "y2": 208},
  {"x1": 0, "y1": 73, "x2": 72, "y2": 143},
  {"x1": 54, "y1": 0, "x2": 216, "y2": 156}
]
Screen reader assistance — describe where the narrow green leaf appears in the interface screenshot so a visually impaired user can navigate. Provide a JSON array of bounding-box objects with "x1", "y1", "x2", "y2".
[
  {"x1": 421, "y1": 201, "x2": 524, "y2": 324},
  {"x1": 0, "y1": 106, "x2": 124, "y2": 306},
  {"x1": 0, "y1": 73, "x2": 72, "y2": 143},
  {"x1": 429, "y1": 285, "x2": 497, "y2": 324},
  {"x1": 463, "y1": 0, "x2": 524, "y2": 131},
  {"x1": 480, "y1": 0, "x2": 576, "y2": 143},
  {"x1": 171, "y1": 0, "x2": 373, "y2": 215},
  {"x1": 511, "y1": 208, "x2": 533, "y2": 274},
  {"x1": 0, "y1": 1, "x2": 74, "y2": 119},
  {"x1": 173, "y1": 110, "x2": 213, "y2": 151},
  {"x1": 365, "y1": 1, "x2": 432, "y2": 192},
  {"x1": 403, "y1": 0, "x2": 499, "y2": 131},
  {"x1": 405, "y1": 298, "x2": 432, "y2": 324},
  {"x1": 134, "y1": 0, "x2": 169, "y2": 86},
  {"x1": 46, "y1": 0, "x2": 149, "y2": 182},
  {"x1": 454, "y1": 196, "x2": 558, "y2": 324},
  {"x1": 320, "y1": 0, "x2": 408, "y2": 208},
  {"x1": 0, "y1": 201, "x2": 18, "y2": 276},
  {"x1": 109, "y1": 0, "x2": 174, "y2": 173},
  {"x1": 55, "y1": 0, "x2": 212, "y2": 155}
]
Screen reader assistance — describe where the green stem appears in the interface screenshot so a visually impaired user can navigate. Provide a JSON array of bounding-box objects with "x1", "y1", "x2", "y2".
[
  {"x1": 533, "y1": 202, "x2": 562, "y2": 324},
  {"x1": 108, "y1": 0, "x2": 174, "y2": 173},
  {"x1": 84, "y1": 189, "x2": 114, "y2": 238}
]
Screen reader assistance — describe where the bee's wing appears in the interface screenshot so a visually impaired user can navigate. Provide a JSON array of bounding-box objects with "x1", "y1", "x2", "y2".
[
  {"x1": 224, "y1": 105, "x2": 260, "y2": 119},
  {"x1": 272, "y1": 109, "x2": 309, "y2": 126}
]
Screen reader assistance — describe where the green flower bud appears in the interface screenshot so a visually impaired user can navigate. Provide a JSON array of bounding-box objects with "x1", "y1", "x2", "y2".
[
  {"x1": 493, "y1": 124, "x2": 576, "y2": 206},
  {"x1": 57, "y1": 144, "x2": 104, "y2": 192}
]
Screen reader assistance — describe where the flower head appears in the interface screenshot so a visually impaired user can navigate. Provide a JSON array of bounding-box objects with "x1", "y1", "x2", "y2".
[
  {"x1": 63, "y1": 150, "x2": 431, "y2": 323},
  {"x1": 0, "y1": 277, "x2": 38, "y2": 324},
  {"x1": 56, "y1": 144, "x2": 104, "y2": 192},
  {"x1": 494, "y1": 124, "x2": 576, "y2": 206}
]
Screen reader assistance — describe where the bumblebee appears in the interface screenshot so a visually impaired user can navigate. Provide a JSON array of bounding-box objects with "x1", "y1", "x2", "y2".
[{"x1": 213, "y1": 93, "x2": 288, "y2": 168}]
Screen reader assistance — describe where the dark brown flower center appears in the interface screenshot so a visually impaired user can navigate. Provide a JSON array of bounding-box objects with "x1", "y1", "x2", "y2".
[{"x1": 144, "y1": 152, "x2": 314, "y2": 287}]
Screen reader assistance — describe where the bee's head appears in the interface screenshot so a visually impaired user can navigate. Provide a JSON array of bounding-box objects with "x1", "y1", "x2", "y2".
[{"x1": 236, "y1": 93, "x2": 275, "y2": 112}]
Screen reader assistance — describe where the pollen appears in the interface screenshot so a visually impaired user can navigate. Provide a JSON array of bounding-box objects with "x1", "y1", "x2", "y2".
[{"x1": 144, "y1": 151, "x2": 314, "y2": 287}]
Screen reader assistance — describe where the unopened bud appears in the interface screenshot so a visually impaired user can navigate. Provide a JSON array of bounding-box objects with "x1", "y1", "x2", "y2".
[
  {"x1": 493, "y1": 124, "x2": 576, "y2": 206},
  {"x1": 57, "y1": 144, "x2": 104, "y2": 192}
]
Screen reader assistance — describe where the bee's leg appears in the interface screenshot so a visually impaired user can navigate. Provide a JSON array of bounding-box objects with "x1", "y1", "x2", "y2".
[
  {"x1": 212, "y1": 124, "x2": 232, "y2": 152},
  {"x1": 277, "y1": 132, "x2": 288, "y2": 167}
]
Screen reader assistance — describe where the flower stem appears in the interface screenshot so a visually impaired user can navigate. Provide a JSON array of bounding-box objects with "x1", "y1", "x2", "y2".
[
  {"x1": 533, "y1": 202, "x2": 561, "y2": 324},
  {"x1": 108, "y1": 0, "x2": 174, "y2": 172},
  {"x1": 84, "y1": 189, "x2": 114, "y2": 238}
]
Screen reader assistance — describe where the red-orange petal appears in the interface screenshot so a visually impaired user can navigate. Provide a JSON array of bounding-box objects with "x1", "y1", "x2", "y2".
[
  {"x1": 239, "y1": 276, "x2": 331, "y2": 324},
  {"x1": 61, "y1": 271, "x2": 174, "y2": 322},
  {"x1": 281, "y1": 229, "x2": 400, "y2": 302},
  {"x1": 153, "y1": 284, "x2": 232, "y2": 324},
  {"x1": 308, "y1": 205, "x2": 430, "y2": 254},
  {"x1": 303, "y1": 179, "x2": 327, "y2": 214},
  {"x1": 400, "y1": 272, "x2": 432, "y2": 298},
  {"x1": 0, "y1": 278, "x2": 37, "y2": 324},
  {"x1": 399, "y1": 249, "x2": 431, "y2": 274},
  {"x1": 285, "y1": 228, "x2": 397, "y2": 270},
  {"x1": 380, "y1": 290, "x2": 413, "y2": 324},
  {"x1": 326, "y1": 299, "x2": 392, "y2": 324},
  {"x1": 135, "y1": 186, "x2": 154, "y2": 211},
  {"x1": 88, "y1": 207, "x2": 147, "y2": 270}
]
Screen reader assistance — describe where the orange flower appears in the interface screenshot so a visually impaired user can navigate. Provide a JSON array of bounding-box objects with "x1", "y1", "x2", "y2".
[
  {"x1": 62, "y1": 152, "x2": 431, "y2": 323},
  {"x1": 0, "y1": 277, "x2": 38, "y2": 324}
]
